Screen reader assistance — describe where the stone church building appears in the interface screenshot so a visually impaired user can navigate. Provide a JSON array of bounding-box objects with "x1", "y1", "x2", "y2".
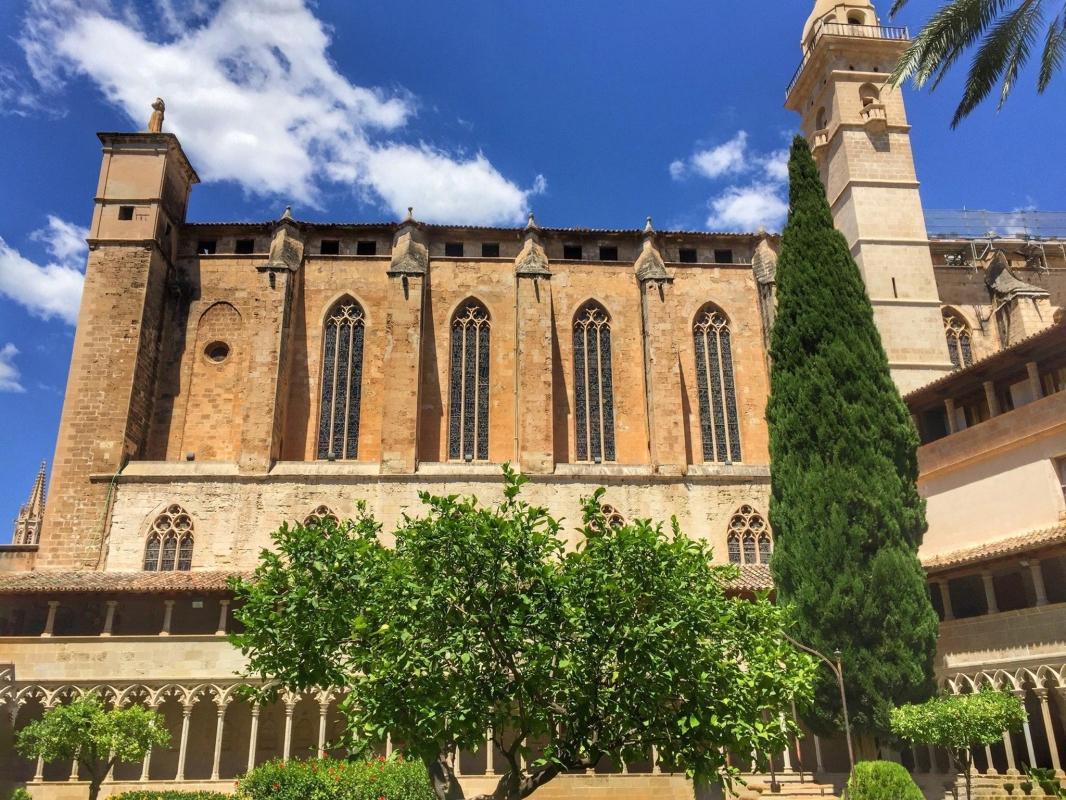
[{"x1": 2, "y1": 1, "x2": 1065, "y2": 797}]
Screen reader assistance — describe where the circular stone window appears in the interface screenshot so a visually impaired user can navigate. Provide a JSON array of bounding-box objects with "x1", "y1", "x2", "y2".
[{"x1": 204, "y1": 341, "x2": 230, "y2": 364}]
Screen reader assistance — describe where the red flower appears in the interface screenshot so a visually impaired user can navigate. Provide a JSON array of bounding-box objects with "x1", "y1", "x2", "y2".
[{"x1": 271, "y1": 782, "x2": 279, "y2": 790}]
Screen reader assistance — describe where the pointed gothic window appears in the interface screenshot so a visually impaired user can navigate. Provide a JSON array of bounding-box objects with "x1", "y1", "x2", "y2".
[
  {"x1": 448, "y1": 300, "x2": 491, "y2": 461},
  {"x1": 943, "y1": 309, "x2": 974, "y2": 370},
  {"x1": 304, "y1": 505, "x2": 340, "y2": 528},
  {"x1": 694, "y1": 304, "x2": 742, "y2": 463},
  {"x1": 574, "y1": 301, "x2": 616, "y2": 462},
  {"x1": 143, "y1": 505, "x2": 194, "y2": 571},
  {"x1": 317, "y1": 298, "x2": 366, "y2": 460},
  {"x1": 726, "y1": 505, "x2": 772, "y2": 565}
]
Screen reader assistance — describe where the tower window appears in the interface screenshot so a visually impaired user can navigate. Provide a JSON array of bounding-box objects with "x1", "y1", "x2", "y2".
[
  {"x1": 448, "y1": 300, "x2": 491, "y2": 462},
  {"x1": 319, "y1": 239, "x2": 340, "y2": 255},
  {"x1": 599, "y1": 246, "x2": 619, "y2": 262},
  {"x1": 573, "y1": 301, "x2": 616, "y2": 463},
  {"x1": 714, "y1": 249, "x2": 734, "y2": 264},
  {"x1": 445, "y1": 242, "x2": 464, "y2": 257},
  {"x1": 726, "y1": 505, "x2": 772, "y2": 565},
  {"x1": 197, "y1": 240, "x2": 217, "y2": 255},
  {"x1": 482, "y1": 242, "x2": 500, "y2": 258},
  {"x1": 679, "y1": 248, "x2": 698, "y2": 264},
  {"x1": 694, "y1": 304, "x2": 742, "y2": 463},
  {"x1": 943, "y1": 309, "x2": 974, "y2": 370},
  {"x1": 317, "y1": 298, "x2": 366, "y2": 460},
  {"x1": 118, "y1": 205, "x2": 135, "y2": 221},
  {"x1": 356, "y1": 241, "x2": 377, "y2": 256},
  {"x1": 235, "y1": 238, "x2": 255, "y2": 254},
  {"x1": 143, "y1": 505, "x2": 194, "y2": 572},
  {"x1": 847, "y1": 11, "x2": 866, "y2": 24},
  {"x1": 563, "y1": 244, "x2": 583, "y2": 260}
]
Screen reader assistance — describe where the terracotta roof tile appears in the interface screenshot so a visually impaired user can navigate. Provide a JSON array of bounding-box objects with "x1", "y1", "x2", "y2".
[
  {"x1": 922, "y1": 524, "x2": 1066, "y2": 573},
  {"x1": 725, "y1": 564, "x2": 774, "y2": 592},
  {"x1": 0, "y1": 570, "x2": 247, "y2": 595}
]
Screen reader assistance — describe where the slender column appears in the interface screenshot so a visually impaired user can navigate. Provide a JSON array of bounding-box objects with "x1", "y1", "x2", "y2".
[
  {"x1": 282, "y1": 699, "x2": 296, "y2": 762},
  {"x1": 453, "y1": 746, "x2": 463, "y2": 777},
  {"x1": 945, "y1": 399, "x2": 958, "y2": 433},
  {"x1": 140, "y1": 702, "x2": 161, "y2": 782},
  {"x1": 1027, "y1": 361, "x2": 1044, "y2": 401},
  {"x1": 983, "y1": 380, "x2": 1001, "y2": 417},
  {"x1": 485, "y1": 728, "x2": 495, "y2": 776},
  {"x1": 814, "y1": 736, "x2": 825, "y2": 774},
  {"x1": 318, "y1": 700, "x2": 329, "y2": 759},
  {"x1": 101, "y1": 600, "x2": 118, "y2": 636},
  {"x1": 175, "y1": 702, "x2": 193, "y2": 781},
  {"x1": 385, "y1": 732, "x2": 393, "y2": 758},
  {"x1": 1015, "y1": 690, "x2": 1039, "y2": 767},
  {"x1": 1027, "y1": 560, "x2": 1049, "y2": 607},
  {"x1": 1003, "y1": 729, "x2": 1018, "y2": 774},
  {"x1": 69, "y1": 753, "x2": 80, "y2": 781},
  {"x1": 246, "y1": 703, "x2": 260, "y2": 774},
  {"x1": 160, "y1": 600, "x2": 175, "y2": 636},
  {"x1": 211, "y1": 700, "x2": 228, "y2": 780},
  {"x1": 652, "y1": 745, "x2": 661, "y2": 775},
  {"x1": 620, "y1": 757, "x2": 628, "y2": 775},
  {"x1": 983, "y1": 743, "x2": 998, "y2": 775},
  {"x1": 779, "y1": 713, "x2": 794, "y2": 772},
  {"x1": 927, "y1": 744, "x2": 939, "y2": 773},
  {"x1": 42, "y1": 600, "x2": 59, "y2": 637},
  {"x1": 216, "y1": 598, "x2": 230, "y2": 636},
  {"x1": 103, "y1": 750, "x2": 116, "y2": 783},
  {"x1": 33, "y1": 755, "x2": 45, "y2": 782},
  {"x1": 982, "y1": 572, "x2": 999, "y2": 614},
  {"x1": 1035, "y1": 689, "x2": 1062, "y2": 772},
  {"x1": 938, "y1": 581, "x2": 955, "y2": 621}
]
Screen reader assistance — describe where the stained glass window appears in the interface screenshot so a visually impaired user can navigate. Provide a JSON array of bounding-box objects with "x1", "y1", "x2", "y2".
[
  {"x1": 317, "y1": 299, "x2": 366, "y2": 460},
  {"x1": 144, "y1": 504, "x2": 193, "y2": 571},
  {"x1": 449, "y1": 301, "x2": 491, "y2": 461},
  {"x1": 943, "y1": 309, "x2": 974, "y2": 370},
  {"x1": 574, "y1": 302, "x2": 616, "y2": 462},
  {"x1": 726, "y1": 505, "x2": 772, "y2": 565},
  {"x1": 694, "y1": 305, "x2": 742, "y2": 463}
]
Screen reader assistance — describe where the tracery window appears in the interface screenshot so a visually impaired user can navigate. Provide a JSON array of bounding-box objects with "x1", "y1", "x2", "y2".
[
  {"x1": 694, "y1": 305, "x2": 742, "y2": 463},
  {"x1": 317, "y1": 298, "x2": 366, "y2": 460},
  {"x1": 304, "y1": 506, "x2": 340, "y2": 528},
  {"x1": 143, "y1": 505, "x2": 194, "y2": 571},
  {"x1": 726, "y1": 505, "x2": 772, "y2": 566},
  {"x1": 574, "y1": 301, "x2": 616, "y2": 462},
  {"x1": 943, "y1": 309, "x2": 974, "y2": 369},
  {"x1": 448, "y1": 300, "x2": 491, "y2": 461},
  {"x1": 601, "y1": 505, "x2": 626, "y2": 528}
]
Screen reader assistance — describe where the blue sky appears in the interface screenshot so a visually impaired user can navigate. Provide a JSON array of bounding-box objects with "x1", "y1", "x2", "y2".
[{"x1": 0, "y1": 0, "x2": 1063, "y2": 540}]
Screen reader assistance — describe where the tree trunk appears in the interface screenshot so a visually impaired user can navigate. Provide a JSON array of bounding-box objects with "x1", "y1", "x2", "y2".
[
  {"x1": 425, "y1": 752, "x2": 465, "y2": 800},
  {"x1": 469, "y1": 763, "x2": 564, "y2": 800},
  {"x1": 88, "y1": 779, "x2": 102, "y2": 800}
]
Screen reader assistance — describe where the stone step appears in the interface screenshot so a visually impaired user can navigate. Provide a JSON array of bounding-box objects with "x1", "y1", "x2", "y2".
[{"x1": 729, "y1": 774, "x2": 839, "y2": 799}]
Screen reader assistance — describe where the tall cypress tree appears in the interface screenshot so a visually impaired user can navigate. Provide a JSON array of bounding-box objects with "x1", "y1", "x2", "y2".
[{"x1": 767, "y1": 137, "x2": 938, "y2": 736}]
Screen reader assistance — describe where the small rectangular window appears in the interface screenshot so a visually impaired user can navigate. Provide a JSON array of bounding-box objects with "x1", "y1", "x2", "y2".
[
  {"x1": 599, "y1": 246, "x2": 619, "y2": 261},
  {"x1": 482, "y1": 242, "x2": 500, "y2": 258},
  {"x1": 319, "y1": 239, "x2": 340, "y2": 255},
  {"x1": 714, "y1": 249, "x2": 734, "y2": 264},
  {"x1": 679, "y1": 248, "x2": 698, "y2": 263},
  {"x1": 197, "y1": 240, "x2": 217, "y2": 255},
  {"x1": 118, "y1": 205, "x2": 135, "y2": 221},
  {"x1": 356, "y1": 240, "x2": 377, "y2": 256},
  {"x1": 235, "y1": 238, "x2": 255, "y2": 255},
  {"x1": 563, "y1": 244, "x2": 582, "y2": 260},
  {"x1": 445, "y1": 242, "x2": 464, "y2": 257}
]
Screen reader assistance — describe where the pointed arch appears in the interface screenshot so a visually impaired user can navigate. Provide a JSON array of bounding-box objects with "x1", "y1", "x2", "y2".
[
  {"x1": 304, "y1": 505, "x2": 339, "y2": 528},
  {"x1": 600, "y1": 505, "x2": 626, "y2": 528},
  {"x1": 448, "y1": 299, "x2": 491, "y2": 461},
  {"x1": 943, "y1": 307, "x2": 974, "y2": 369},
  {"x1": 573, "y1": 300, "x2": 616, "y2": 462},
  {"x1": 317, "y1": 296, "x2": 366, "y2": 460},
  {"x1": 726, "y1": 505, "x2": 772, "y2": 565},
  {"x1": 143, "y1": 504, "x2": 194, "y2": 571},
  {"x1": 693, "y1": 303, "x2": 742, "y2": 463}
]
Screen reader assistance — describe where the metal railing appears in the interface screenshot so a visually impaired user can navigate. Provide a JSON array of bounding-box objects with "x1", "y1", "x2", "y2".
[
  {"x1": 925, "y1": 209, "x2": 1066, "y2": 240},
  {"x1": 786, "y1": 23, "x2": 909, "y2": 98}
]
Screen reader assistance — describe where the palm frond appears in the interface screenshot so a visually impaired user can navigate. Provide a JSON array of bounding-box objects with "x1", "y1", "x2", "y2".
[{"x1": 1038, "y1": 9, "x2": 1066, "y2": 90}]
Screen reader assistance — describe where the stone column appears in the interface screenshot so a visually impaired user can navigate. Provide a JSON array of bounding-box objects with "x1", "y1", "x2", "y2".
[
  {"x1": 216, "y1": 598, "x2": 230, "y2": 636},
  {"x1": 103, "y1": 749, "x2": 117, "y2": 784},
  {"x1": 1015, "y1": 690, "x2": 1039, "y2": 767},
  {"x1": 140, "y1": 701, "x2": 161, "y2": 782},
  {"x1": 1035, "y1": 689, "x2": 1062, "y2": 772},
  {"x1": 652, "y1": 745, "x2": 661, "y2": 775},
  {"x1": 160, "y1": 599, "x2": 174, "y2": 636},
  {"x1": 984, "y1": 743, "x2": 998, "y2": 775},
  {"x1": 936, "y1": 581, "x2": 955, "y2": 621},
  {"x1": 779, "y1": 713, "x2": 794, "y2": 772},
  {"x1": 42, "y1": 600, "x2": 59, "y2": 637},
  {"x1": 317, "y1": 699, "x2": 329, "y2": 759},
  {"x1": 983, "y1": 380, "x2": 1001, "y2": 417},
  {"x1": 379, "y1": 212, "x2": 428, "y2": 474},
  {"x1": 513, "y1": 216, "x2": 554, "y2": 474},
  {"x1": 945, "y1": 398, "x2": 958, "y2": 434},
  {"x1": 1027, "y1": 361, "x2": 1044, "y2": 401},
  {"x1": 211, "y1": 699, "x2": 228, "y2": 780},
  {"x1": 485, "y1": 728, "x2": 495, "y2": 776},
  {"x1": 982, "y1": 572, "x2": 999, "y2": 614},
  {"x1": 927, "y1": 744, "x2": 939, "y2": 773},
  {"x1": 69, "y1": 752, "x2": 80, "y2": 781},
  {"x1": 814, "y1": 736, "x2": 825, "y2": 774},
  {"x1": 33, "y1": 754, "x2": 45, "y2": 782},
  {"x1": 1003, "y1": 729, "x2": 1018, "y2": 774},
  {"x1": 246, "y1": 702, "x2": 260, "y2": 774},
  {"x1": 385, "y1": 732, "x2": 393, "y2": 758},
  {"x1": 101, "y1": 600, "x2": 118, "y2": 636},
  {"x1": 1027, "y1": 560, "x2": 1049, "y2": 607},
  {"x1": 282, "y1": 698, "x2": 296, "y2": 762},
  {"x1": 175, "y1": 702, "x2": 193, "y2": 781}
]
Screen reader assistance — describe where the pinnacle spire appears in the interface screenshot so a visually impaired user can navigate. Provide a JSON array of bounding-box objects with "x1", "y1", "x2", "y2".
[{"x1": 12, "y1": 461, "x2": 46, "y2": 545}]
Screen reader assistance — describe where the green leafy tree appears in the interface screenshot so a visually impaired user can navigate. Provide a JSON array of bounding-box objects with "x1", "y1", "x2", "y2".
[
  {"x1": 889, "y1": 0, "x2": 1066, "y2": 126},
  {"x1": 891, "y1": 689, "x2": 1026, "y2": 799},
  {"x1": 232, "y1": 467, "x2": 814, "y2": 800},
  {"x1": 15, "y1": 694, "x2": 169, "y2": 800},
  {"x1": 767, "y1": 137, "x2": 940, "y2": 738}
]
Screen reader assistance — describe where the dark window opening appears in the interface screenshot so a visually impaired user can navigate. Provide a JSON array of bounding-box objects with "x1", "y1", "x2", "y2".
[
  {"x1": 235, "y1": 239, "x2": 255, "y2": 255},
  {"x1": 948, "y1": 575, "x2": 986, "y2": 619},
  {"x1": 118, "y1": 205, "x2": 135, "y2": 221},
  {"x1": 919, "y1": 408, "x2": 950, "y2": 444},
  {"x1": 482, "y1": 242, "x2": 500, "y2": 258},
  {"x1": 599, "y1": 246, "x2": 619, "y2": 261},
  {"x1": 679, "y1": 248, "x2": 698, "y2": 264},
  {"x1": 563, "y1": 244, "x2": 583, "y2": 260},
  {"x1": 197, "y1": 240, "x2": 217, "y2": 255},
  {"x1": 928, "y1": 583, "x2": 945, "y2": 620},
  {"x1": 317, "y1": 299, "x2": 366, "y2": 460},
  {"x1": 356, "y1": 240, "x2": 377, "y2": 256},
  {"x1": 320, "y1": 239, "x2": 340, "y2": 255},
  {"x1": 445, "y1": 242, "x2": 464, "y2": 257},
  {"x1": 714, "y1": 249, "x2": 734, "y2": 264},
  {"x1": 994, "y1": 571, "x2": 1028, "y2": 612}
]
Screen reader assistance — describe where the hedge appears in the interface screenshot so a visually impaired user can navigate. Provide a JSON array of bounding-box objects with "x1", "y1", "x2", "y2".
[
  {"x1": 111, "y1": 793, "x2": 229, "y2": 800},
  {"x1": 846, "y1": 760, "x2": 924, "y2": 800},
  {"x1": 237, "y1": 757, "x2": 435, "y2": 800}
]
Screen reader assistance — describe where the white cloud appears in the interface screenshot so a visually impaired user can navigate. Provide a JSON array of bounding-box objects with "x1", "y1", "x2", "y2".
[
  {"x1": 0, "y1": 344, "x2": 26, "y2": 393},
  {"x1": 690, "y1": 131, "x2": 749, "y2": 180},
  {"x1": 707, "y1": 182, "x2": 789, "y2": 232},
  {"x1": 19, "y1": 0, "x2": 539, "y2": 225},
  {"x1": 0, "y1": 216, "x2": 88, "y2": 325},
  {"x1": 668, "y1": 159, "x2": 687, "y2": 181},
  {"x1": 757, "y1": 149, "x2": 790, "y2": 182}
]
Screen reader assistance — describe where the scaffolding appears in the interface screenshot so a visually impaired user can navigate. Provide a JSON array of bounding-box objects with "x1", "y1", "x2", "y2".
[{"x1": 926, "y1": 209, "x2": 1066, "y2": 272}]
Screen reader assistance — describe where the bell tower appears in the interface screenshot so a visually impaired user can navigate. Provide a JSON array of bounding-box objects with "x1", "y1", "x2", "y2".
[{"x1": 785, "y1": 0, "x2": 953, "y2": 394}]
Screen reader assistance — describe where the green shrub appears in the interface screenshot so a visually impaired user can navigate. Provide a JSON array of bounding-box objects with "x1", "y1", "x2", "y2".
[
  {"x1": 9, "y1": 788, "x2": 33, "y2": 800},
  {"x1": 846, "y1": 760, "x2": 924, "y2": 800},
  {"x1": 237, "y1": 757, "x2": 435, "y2": 800},
  {"x1": 112, "y1": 793, "x2": 229, "y2": 800}
]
